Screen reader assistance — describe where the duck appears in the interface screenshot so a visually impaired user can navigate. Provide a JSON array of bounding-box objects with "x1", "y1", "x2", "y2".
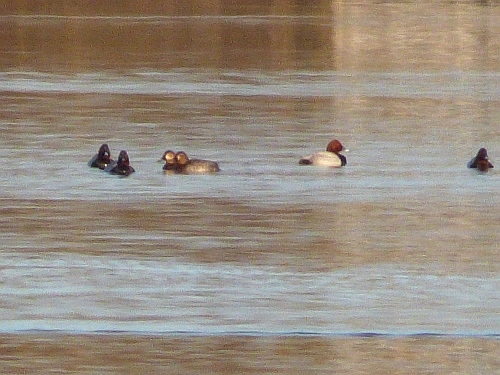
[
  {"x1": 159, "y1": 150, "x2": 176, "y2": 171},
  {"x1": 88, "y1": 143, "x2": 114, "y2": 170},
  {"x1": 299, "y1": 139, "x2": 347, "y2": 167},
  {"x1": 174, "y1": 151, "x2": 220, "y2": 174},
  {"x1": 467, "y1": 148, "x2": 494, "y2": 172},
  {"x1": 105, "y1": 150, "x2": 135, "y2": 176}
]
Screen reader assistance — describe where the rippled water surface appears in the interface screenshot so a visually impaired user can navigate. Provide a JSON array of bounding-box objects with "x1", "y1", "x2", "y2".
[{"x1": 1, "y1": 1, "x2": 500, "y2": 373}]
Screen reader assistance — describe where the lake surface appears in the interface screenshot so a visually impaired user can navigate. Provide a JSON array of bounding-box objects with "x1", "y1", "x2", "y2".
[{"x1": 1, "y1": 1, "x2": 499, "y2": 373}]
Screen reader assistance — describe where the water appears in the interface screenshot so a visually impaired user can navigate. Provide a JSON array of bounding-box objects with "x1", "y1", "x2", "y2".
[{"x1": 1, "y1": 1, "x2": 500, "y2": 373}]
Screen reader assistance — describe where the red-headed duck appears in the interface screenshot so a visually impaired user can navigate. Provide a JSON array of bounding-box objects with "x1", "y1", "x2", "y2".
[
  {"x1": 105, "y1": 150, "x2": 135, "y2": 176},
  {"x1": 174, "y1": 151, "x2": 220, "y2": 174},
  {"x1": 468, "y1": 148, "x2": 494, "y2": 172},
  {"x1": 88, "y1": 143, "x2": 114, "y2": 170},
  {"x1": 299, "y1": 139, "x2": 347, "y2": 167}
]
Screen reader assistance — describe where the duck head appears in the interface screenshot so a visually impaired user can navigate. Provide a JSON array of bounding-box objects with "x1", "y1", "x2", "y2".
[
  {"x1": 117, "y1": 150, "x2": 131, "y2": 167},
  {"x1": 326, "y1": 139, "x2": 347, "y2": 154},
  {"x1": 175, "y1": 151, "x2": 190, "y2": 168},
  {"x1": 98, "y1": 143, "x2": 112, "y2": 163}
]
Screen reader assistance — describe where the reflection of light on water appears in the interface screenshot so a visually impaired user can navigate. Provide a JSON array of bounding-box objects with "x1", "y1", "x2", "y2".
[
  {"x1": 0, "y1": 254, "x2": 499, "y2": 335},
  {"x1": 2, "y1": 72, "x2": 500, "y2": 99}
]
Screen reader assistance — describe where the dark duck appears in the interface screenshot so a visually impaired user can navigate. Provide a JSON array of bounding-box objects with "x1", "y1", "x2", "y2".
[
  {"x1": 467, "y1": 148, "x2": 494, "y2": 172},
  {"x1": 105, "y1": 150, "x2": 135, "y2": 176},
  {"x1": 88, "y1": 143, "x2": 114, "y2": 170}
]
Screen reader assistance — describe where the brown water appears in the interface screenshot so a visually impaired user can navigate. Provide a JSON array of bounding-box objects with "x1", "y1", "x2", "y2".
[{"x1": 1, "y1": 0, "x2": 500, "y2": 373}]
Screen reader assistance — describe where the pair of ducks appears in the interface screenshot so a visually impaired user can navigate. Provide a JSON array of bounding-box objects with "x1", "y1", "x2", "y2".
[
  {"x1": 88, "y1": 144, "x2": 220, "y2": 176},
  {"x1": 88, "y1": 144, "x2": 135, "y2": 176},
  {"x1": 160, "y1": 150, "x2": 220, "y2": 174}
]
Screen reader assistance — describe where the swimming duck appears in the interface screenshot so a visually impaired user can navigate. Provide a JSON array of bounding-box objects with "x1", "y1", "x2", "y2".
[
  {"x1": 88, "y1": 143, "x2": 114, "y2": 170},
  {"x1": 299, "y1": 139, "x2": 347, "y2": 167},
  {"x1": 105, "y1": 150, "x2": 135, "y2": 176},
  {"x1": 160, "y1": 150, "x2": 177, "y2": 172},
  {"x1": 174, "y1": 151, "x2": 220, "y2": 174},
  {"x1": 468, "y1": 148, "x2": 494, "y2": 172}
]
